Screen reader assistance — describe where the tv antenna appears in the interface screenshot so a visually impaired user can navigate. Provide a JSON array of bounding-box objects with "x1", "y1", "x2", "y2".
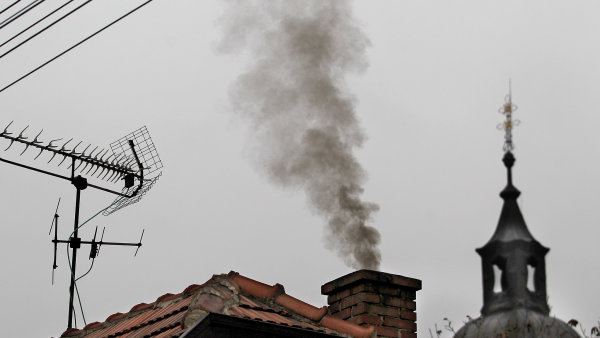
[
  {"x1": 49, "y1": 198, "x2": 145, "y2": 327},
  {"x1": 0, "y1": 123, "x2": 162, "y2": 330}
]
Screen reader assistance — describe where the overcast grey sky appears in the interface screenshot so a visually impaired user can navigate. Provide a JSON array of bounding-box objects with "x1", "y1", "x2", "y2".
[{"x1": 0, "y1": 1, "x2": 598, "y2": 337}]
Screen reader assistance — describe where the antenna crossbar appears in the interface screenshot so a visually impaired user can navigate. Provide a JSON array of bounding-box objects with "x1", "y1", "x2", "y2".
[
  {"x1": 54, "y1": 239, "x2": 142, "y2": 247},
  {"x1": 0, "y1": 125, "x2": 137, "y2": 182}
]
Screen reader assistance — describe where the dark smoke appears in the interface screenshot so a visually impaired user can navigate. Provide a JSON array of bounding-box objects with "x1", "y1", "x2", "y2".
[{"x1": 219, "y1": 0, "x2": 381, "y2": 270}]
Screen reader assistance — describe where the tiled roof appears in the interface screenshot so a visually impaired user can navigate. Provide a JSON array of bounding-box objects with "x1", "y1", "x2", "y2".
[{"x1": 61, "y1": 271, "x2": 375, "y2": 338}]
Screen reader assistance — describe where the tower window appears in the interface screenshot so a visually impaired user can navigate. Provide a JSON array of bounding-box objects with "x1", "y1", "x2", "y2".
[
  {"x1": 493, "y1": 264, "x2": 503, "y2": 293},
  {"x1": 527, "y1": 264, "x2": 536, "y2": 292}
]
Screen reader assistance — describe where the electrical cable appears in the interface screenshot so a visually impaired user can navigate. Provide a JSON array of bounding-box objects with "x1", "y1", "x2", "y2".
[
  {"x1": 74, "y1": 279, "x2": 85, "y2": 325},
  {"x1": 0, "y1": 0, "x2": 22, "y2": 16},
  {"x1": 73, "y1": 306, "x2": 77, "y2": 328},
  {"x1": 0, "y1": 0, "x2": 44, "y2": 30},
  {"x1": 76, "y1": 258, "x2": 95, "y2": 282},
  {"x1": 0, "y1": 0, "x2": 154, "y2": 94},
  {"x1": 70, "y1": 255, "x2": 96, "y2": 325},
  {"x1": 0, "y1": 0, "x2": 76, "y2": 50},
  {"x1": 0, "y1": 0, "x2": 93, "y2": 61},
  {"x1": 0, "y1": 0, "x2": 35, "y2": 26}
]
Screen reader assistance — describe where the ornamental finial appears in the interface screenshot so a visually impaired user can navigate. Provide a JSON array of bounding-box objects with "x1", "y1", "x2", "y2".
[{"x1": 497, "y1": 79, "x2": 520, "y2": 152}]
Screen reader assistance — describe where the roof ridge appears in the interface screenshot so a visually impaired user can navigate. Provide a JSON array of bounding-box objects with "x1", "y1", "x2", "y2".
[{"x1": 227, "y1": 271, "x2": 375, "y2": 338}]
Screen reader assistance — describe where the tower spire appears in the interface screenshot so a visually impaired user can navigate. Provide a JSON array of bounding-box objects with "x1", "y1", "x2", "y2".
[{"x1": 475, "y1": 89, "x2": 549, "y2": 316}]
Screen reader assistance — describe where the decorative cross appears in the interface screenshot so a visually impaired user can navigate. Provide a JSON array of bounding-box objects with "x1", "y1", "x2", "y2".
[{"x1": 497, "y1": 81, "x2": 520, "y2": 152}]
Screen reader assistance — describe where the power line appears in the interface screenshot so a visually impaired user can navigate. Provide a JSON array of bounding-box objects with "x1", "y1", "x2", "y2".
[
  {"x1": 0, "y1": 0, "x2": 22, "y2": 16},
  {"x1": 0, "y1": 0, "x2": 94, "y2": 61},
  {"x1": 0, "y1": 0, "x2": 75, "y2": 50},
  {"x1": 0, "y1": 0, "x2": 36, "y2": 27},
  {"x1": 0, "y1": 0, "x2": 44, "y2": 30},
  {"x1": 0, "y1": 0, "x2": 154, "y2": 94}
]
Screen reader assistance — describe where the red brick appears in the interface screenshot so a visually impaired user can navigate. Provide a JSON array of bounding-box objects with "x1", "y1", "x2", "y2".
[
  {"x1": 351, "y1": 302, "x2": 368, "y2": 316},
  {"x1": 389, "y1": 275, "x2": 422, "y2": 290},
  {"x1": 368, "y1": 304, "x2": 399, "y2": 317},
  {"x1": 399, "y1": 310, "x2": 416, "y2": 321},
  {"x1": 400, "y1": 331, "x2": 417, "y2": 338},
  {"x1": 347, "y1": 314, "x2": 382, "y2": 326},
  {"x1": 402, "y1": 300, "x2": 416, "y2": 311},
  {"x1": 351, "y1": 303, "x2": 399, "y2": 317},
  {"x1": 382, "y1": 296, "x2": 416, "y2": 310},
  {"x1": 327, "y1": 288, "x2": 351, "y2": 304},
  {"x1": 328, "y1": 300, "x2": 341, "y2": 313},
  {"x1": 376, "y1": 326, "x2": 399, "y2": 337},
  {"x1": 352, "y1": 283, "x2": 401, "y2": 296},
  {"x1": 350, "y1": 283, "x2": 371, "y2": 294},
  {"x1": 383, "y1": 317, "x2": 417, "y2": 331},
  {"x1": 340, "y1": 292, "x2": 381, "y2": 309},
  {"x1": 330, "y1": 307, "x2": 351, "y2": 319}
]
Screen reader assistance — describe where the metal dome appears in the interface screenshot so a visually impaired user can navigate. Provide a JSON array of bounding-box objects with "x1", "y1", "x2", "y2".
[{"x1": 454, "y1": 308, "x2": 579, "y2": 338}]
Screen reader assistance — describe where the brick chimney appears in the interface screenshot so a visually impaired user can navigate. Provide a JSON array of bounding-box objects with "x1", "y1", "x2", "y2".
[{"x1": 321, "y1": 270, "x2": 422, "y2": 338}]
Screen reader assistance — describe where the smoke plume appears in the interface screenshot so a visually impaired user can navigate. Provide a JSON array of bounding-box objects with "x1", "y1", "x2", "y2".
[{"x1": 219, "y1": 0, "x2": 381, "y2": 270}]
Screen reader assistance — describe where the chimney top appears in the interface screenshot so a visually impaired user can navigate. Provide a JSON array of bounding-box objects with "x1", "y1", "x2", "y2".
[
  {"x1": 322, "y1": 270, "x2": 422, "y2": 295},
  {"x1": 322, "y1": 270, "x2": 422, "y2": 338}
]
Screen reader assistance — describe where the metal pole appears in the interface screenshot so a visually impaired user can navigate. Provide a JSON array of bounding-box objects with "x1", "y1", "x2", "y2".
[
  {"x1": 68, "y1": 158, "x2": 87, "y2": 329},
  {"x1": 67, "y1": 185, "x2": 81, "y2": 329}
]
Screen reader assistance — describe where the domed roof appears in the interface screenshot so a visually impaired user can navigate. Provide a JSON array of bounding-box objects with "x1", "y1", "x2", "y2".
[{"x1": 454, "y1": 308, "x2": 579, "y2": 338}]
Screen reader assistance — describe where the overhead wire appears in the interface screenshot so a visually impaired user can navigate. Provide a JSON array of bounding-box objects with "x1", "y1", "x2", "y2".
[
  {"x1": 0, "y1": 0, "x2": 22, "y2": 16},
  {"x1": 0, "y1": 0, "x2": 44, "y2": 30},
  {"x1": 0, "y1": 0, "x2": 76, "y2": 50},
  {"x1": 0, "y1": 0, "x2": 94, "y2": 61},
  {"x1": 0, "y1": 0, "x2": 35, "y2": 26},
  {"x1": 0, "y1": 0, "x2": 154, "y2": 94}
]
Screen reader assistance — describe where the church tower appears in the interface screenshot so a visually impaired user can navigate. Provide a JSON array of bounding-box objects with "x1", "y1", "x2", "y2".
[
  {"x1": 454, "y1": 87, "x2": 579, "y2": 337},
  {"x1": 477, "y1": 149, "x2": 550, "y2": 316}
]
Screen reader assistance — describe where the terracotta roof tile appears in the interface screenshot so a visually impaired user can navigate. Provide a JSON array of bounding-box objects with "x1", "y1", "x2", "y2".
[
  {"x1": 156, "y1": 292, "x2": 181, "y2": 303},
  {"x1": 82, "y1": 322, "x2": 102, "y2": 330},
  {"x1": 275, "y1": 293, "x2": 328, "y2": 321},
  {"x1": 105, "y1": 312, "x2": 126, "y2": 322},
  {"x1": 83, "y1": 297, "x2": 192, "y2": 338},
  {"x1": 320, "y1": 315, "x2": 376, "y2": 338},
  {"x1": 61, "y1": 328, "x2": 82, "y2": 337},
  {"x1": 62, "y1": 271, "x2": 374, "y2": 338},
  {"x1": 229, "y1": 306, "x2": 334, "y2": 333},
  {"x1": 126, "y1": 310, "x2": 185, "y2": 337},
  {"x1": 239, "y1": 294, "x2": 270, "y2": 310},
  {"x1": 229, "y1": 272, "x2": 284, "y2": 298},
  {"x1": 152, "y1": 325, "x2": 185, "y2": 338},
  {"x1": 129, "y1": 302, "x2": 153, "y2": 313},
  {"x1": 182, "y1": 284, "x2": 203, "y2": 295}
]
